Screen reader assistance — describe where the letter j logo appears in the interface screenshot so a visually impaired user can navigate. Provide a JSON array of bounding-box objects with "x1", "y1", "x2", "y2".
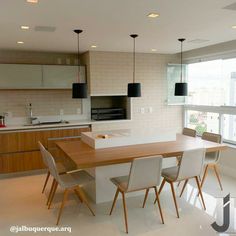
[{"x1": 211, "y1": 194, "x2": 230, "y2": 233}]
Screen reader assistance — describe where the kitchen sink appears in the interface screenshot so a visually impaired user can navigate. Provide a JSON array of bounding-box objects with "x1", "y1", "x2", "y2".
[{"x1": 24, "y1": 120, "x2": 69, "y2": 126}]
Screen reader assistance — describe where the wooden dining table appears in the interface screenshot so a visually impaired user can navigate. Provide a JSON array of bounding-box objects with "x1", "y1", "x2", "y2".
[
  {"x1": 56, "y1": 133, "x2": 227, "y2": 169},
  {"x1": 55, "y1": 133, "x2": 228, "y2": 203}
]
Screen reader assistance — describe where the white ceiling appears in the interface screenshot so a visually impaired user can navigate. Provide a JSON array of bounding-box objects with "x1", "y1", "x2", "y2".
[{"x1": 0, "y1": 0, "x2": 236, "y2": 53}]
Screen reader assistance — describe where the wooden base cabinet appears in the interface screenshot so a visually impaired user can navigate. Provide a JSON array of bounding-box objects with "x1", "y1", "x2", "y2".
[
  {"x1": 0, "y1": 126, "x2": 90, "y2": 174},
  {"x1": 0, "y1": 151, "x2": 44, "y2": 174}
]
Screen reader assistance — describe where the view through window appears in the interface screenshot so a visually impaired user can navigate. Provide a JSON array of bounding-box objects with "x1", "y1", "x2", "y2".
[
  {"x1": 187, "y1": 58, "x2": 236, "y2": 106},
  {"x1": 185, "y1": 110, "x2": 219, "y2": 135},
  {"x1": 185, "y1": 57, "x2": 236, "y2": 142}
]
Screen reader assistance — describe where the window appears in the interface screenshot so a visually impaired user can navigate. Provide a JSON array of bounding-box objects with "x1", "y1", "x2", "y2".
[
  {"x1": 184, "y1": 57, "x2": 236, "y2": 144},
  {"x1": 186, "y1": 110, "x2": 219, "y2": 135},
  {"x1": 223, "y1": 114, "x2": 236, "y2": 142},
  {"x1": 223, "y1": 58, "x2": 236, "y2": 106},
  {"x1": 187, "y1": 58, "x2": 236, "y2": 106},
  {"x1": 167, "y1": 64, "x2": 187, "y2": 105}
]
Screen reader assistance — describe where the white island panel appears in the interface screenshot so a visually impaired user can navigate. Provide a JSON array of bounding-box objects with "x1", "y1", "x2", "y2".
[{"x1": 81, "y1": 129, "x2": 176, "y2": 149}]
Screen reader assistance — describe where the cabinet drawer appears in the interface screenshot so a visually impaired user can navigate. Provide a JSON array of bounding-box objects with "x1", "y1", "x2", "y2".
[
  {"x1": 0, "y1": 127, "x2": 90, "y2": 154},
  {"x1": 0, "y1": 132, "x2": 20, "y2": 153},
  {"x1": 0, "y1": 151, "x2": 45, "y2": 173},
  {"x1": 0, "y1": 126, "x2": 90, "y2": 173}
]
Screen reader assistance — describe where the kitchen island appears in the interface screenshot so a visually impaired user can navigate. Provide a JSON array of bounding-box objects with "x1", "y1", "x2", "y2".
[{"x1": 80, "y1": 129, "x2": 176, "y2": 203}]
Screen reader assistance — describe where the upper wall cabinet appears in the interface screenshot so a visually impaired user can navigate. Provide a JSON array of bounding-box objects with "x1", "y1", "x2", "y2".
[
  {"x1": 0, "y1": 64, "x2": 42, "y2": 89},
  {"x1": 0, "y1": 64, "x2": 86, "y2": 89},
  {"x1": 42, "y1": 65, "x2": 86, "y2": 89}
]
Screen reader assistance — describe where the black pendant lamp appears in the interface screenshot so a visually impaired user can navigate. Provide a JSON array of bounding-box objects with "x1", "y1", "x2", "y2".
[
  {"x1": 72, "y1": 29, "x2": 88, "y2": 99},
  {"x1": 127, "y1": 34, "x2": 141, "y2": 97},
  {"x1": 174, "y1": 38, "x2": 188, "y2": 96}
]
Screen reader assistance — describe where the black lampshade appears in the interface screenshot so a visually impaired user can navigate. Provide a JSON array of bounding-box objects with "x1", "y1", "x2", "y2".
[
  {"x1": 72, "y1": 83, "x2": 88, "y2": 98},
  {"x1": 174, "y1": 82, "x2": 188, "y2": 96},
  {"x1": 128, "y1": 83, "x2": 141, "y2": 97}
]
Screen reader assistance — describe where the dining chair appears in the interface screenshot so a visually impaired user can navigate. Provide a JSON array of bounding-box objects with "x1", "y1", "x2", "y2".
[
  {"x1": 176, "y1": 127, "x2": 197, "y2": 187},
  {"x1": 38, "y1": 142, "x2": 73, "y2": 197},
  {"x1": 109, "y1": 155, "x2": 164, "y2": 234},
  {"x1": 182, "y1": 127, "x2": 197, "y2": 137},
  {"x1": 177, "y1": 128, "x2": 197, "y2": 164},
  {"x1": 157, "y1": 148, "x2": 206, "y2": 218},
  {"x1": 40, "y1": 143, "x2": 95, "y2": 225},
  {"x1": 201, "y1": 132, "x2": 223, "y2": 190}
]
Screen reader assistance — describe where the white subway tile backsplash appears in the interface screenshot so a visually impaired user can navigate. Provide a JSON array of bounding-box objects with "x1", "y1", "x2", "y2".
[
  {"x1": 0, "y1": 90, "x2": 82, "y2": 118},
  {"x1": 88, "y1": 51, "x2": 183, "y2": 133}
]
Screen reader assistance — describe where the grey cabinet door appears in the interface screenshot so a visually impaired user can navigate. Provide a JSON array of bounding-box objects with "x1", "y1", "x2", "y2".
[
  {"x1": 0, "y1": 64, "x2": 42, "y2": 89},
  {"x1": 42, "y1": 65, "x2": 86, "y2": 88}
]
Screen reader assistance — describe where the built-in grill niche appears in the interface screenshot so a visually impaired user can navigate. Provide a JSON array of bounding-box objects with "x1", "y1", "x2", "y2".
[{"x1": 91, "y1": 96, "x2": 130, "y2": 121}]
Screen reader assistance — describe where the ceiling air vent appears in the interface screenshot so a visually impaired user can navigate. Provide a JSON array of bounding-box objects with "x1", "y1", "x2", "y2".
[
  {"x1": 34, "y1": 26, "x2": 56, "y2": 32},
  {"x1": 223, "y1": 2, "x2": 236, "y2": 11},
  {"x1": 188, "y1": 39, "x2": 210, "y2": 44}
]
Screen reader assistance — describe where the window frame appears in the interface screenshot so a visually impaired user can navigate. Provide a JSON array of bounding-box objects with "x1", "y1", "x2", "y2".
[
  {"x1": 184, "y1": 105, "x2": 236, "y2": 145},
  {"x1": 183, "y1": 54, "x2": 236, "y2": 144}
]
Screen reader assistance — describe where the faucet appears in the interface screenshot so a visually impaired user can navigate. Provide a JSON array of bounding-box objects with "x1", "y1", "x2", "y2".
[{"x1": 28, "y1": 103, "x2": 38, "y2": 125}]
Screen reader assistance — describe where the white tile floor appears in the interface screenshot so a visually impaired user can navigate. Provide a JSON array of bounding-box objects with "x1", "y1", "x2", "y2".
[{"x1": 0, "y1": 170, "x2": 235, "y2": 236}]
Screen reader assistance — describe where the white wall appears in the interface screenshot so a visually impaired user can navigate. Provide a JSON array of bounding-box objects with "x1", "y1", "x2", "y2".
[{"x1": 86, "y1": 51, "x2": 183, "y2": 133}]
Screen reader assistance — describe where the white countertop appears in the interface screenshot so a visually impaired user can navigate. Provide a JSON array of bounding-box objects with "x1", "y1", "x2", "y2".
[
  {"x1": 0, "y1": 119, "x2": 131, "y2": 132},
  {"x1": 81, "y1": 128, "x2": 176, "y2": 149}
]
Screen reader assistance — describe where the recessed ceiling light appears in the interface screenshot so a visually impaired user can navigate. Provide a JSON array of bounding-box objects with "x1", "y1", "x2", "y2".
[
  {"x1": 17, "y1": 41, "x2": 24, "y2": 44},
  {"x1": 151, "y1": 49, "x2": 157, "y2": 52},
  {"x1": 21, "y1": 26, "x2": 30, "y2": 30},
  {"x1": 91, "y1": 45, "x2": 97, "y2": 48},
  {"x1": 26, "y1": 0, "x2": 38, "y2": 3},
  {"x1": 232, "y1": 25, "x2": 236, "y2": 29},
  {"x1": 147, "y1": 13, "x2": 159, "y2": 18}
]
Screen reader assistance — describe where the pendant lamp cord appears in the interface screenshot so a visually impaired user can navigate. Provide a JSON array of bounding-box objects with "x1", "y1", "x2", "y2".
[
  {"x1": 77, "y1": 33, "x2": 80, "y2": 83},
  {"x1": 133, "y1": 37, "x2": 135, "y2": 83}
]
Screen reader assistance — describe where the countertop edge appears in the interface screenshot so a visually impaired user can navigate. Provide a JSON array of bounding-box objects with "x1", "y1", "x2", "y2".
[{"x1": 0, "y1": 119, "x2": 132, "y2": 132}]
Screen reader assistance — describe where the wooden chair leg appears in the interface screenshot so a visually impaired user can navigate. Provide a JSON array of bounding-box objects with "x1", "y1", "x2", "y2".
[
  {"x1": 154, "y1": 179, "x2": 166, "y2": 204},
  {"x1": 42, "y1": 171, "x2": 50, "y2": 193},
  {"x1": 56, "y1": 189, "x2": 69, "y2": 225},
  {"x1": 176, "y1": 156, "x2": 181, "y2": 166},
  {"x1": 170, "y1": 182, "x2": 179, "y2": 218},
  {"x1": 213, "y1": 165, "x2": 223, "y2": 191},
  {"x1": 198, "y1": 175, "x2": 201, "y2": 182},
  {"x1": 47, "y1": 178, "x2": 56, "y2": 205},
  {"x1": 74, "y1": 189, "x2": 83, "y2": 203},
  {"x1": 142, "y1": 188, "x2": 149, "y2": 208},
  {"x1": 48, "y1": 181, "x2": 58, "y2": 209},
  {"x1": 200, "y1": 164, "x2": 209, "y2": 189},
  {"x1": 159, "y1": 179, "x2": 166, "y2": 194},
  {"x1": 195, "y1": 176, "x2": 206, "y2": 210},
  {"x1": 75, "y1": 186, "x2": 95, "y2": 216},
  {"x1": 154, "y1": 186, "x2": 164, "y2": 224},
  {"x1": 121, "y1": 191, "x2": 128, "y2": 234},
  {"x1": 110, "y1": 188, "x2": 120, "y2": 215},
  {"x1": 179, "y1": 179, "x2": 188, "y2": 197},
  {"x1": 177, "y1": 181, "x2": 181, "y2": 187}
]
